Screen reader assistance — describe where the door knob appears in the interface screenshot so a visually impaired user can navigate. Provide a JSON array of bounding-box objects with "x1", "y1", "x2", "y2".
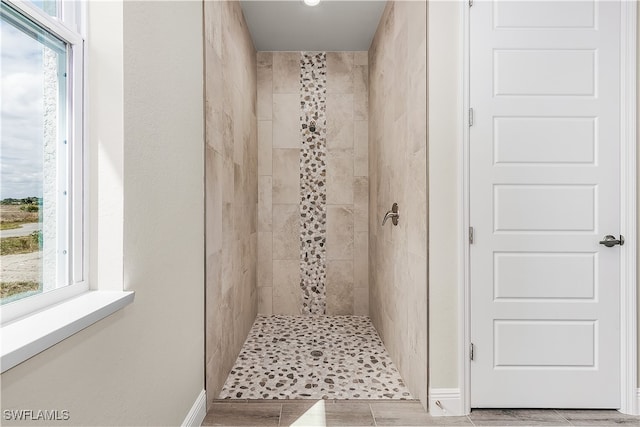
[{"x1": 599, "y1": 235, "x2": 624, "y2": 247}]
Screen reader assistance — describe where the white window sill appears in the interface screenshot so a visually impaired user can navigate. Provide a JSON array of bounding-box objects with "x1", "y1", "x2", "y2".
[{"x1": 0, "y1": 290, "x2": 134, "y2": 373}]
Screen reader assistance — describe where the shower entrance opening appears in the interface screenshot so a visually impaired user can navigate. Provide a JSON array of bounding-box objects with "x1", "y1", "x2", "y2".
[{"x1": 204, "y1": 0, "x2": 428, "y2": 413}]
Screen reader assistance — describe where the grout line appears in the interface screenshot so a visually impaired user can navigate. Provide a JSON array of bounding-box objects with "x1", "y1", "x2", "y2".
[
  {"x1": 553, "y1": 409, "x2": 572, "y2": 426},
  {"x1": 369, "y1": 403, "x2": 378, "y2": 426},
  {"x1": 466, "y1": 414, "x2": 476, "y2": 426},
  {"x1": 277, "y1": 403, "x2": 284, "y2": 427}
]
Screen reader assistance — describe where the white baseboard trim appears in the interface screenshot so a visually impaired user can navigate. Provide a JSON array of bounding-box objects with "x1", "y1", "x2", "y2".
[
  {"x1": 182, "y1": 389, "x2": 206, "y2": 427},
  {"x1": 620, "y1": 388, "x2": 640, "y2": 415},
  {"x1": 429, "y1": 388, "x2": 464, "y2": 416}
]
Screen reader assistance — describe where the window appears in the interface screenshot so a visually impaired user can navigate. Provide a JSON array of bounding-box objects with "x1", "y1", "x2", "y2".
[
  {"x1": 1, "y1": 0, "x2": 133, "y2": 373},
  {"x1": 1, "y1": 0, "x2": 85, "y2": 322}
]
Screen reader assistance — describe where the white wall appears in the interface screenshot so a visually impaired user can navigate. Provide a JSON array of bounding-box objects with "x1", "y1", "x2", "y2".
[
  {"x1": 0, "y1": 2, "x2": 205, "y2": 425},
  {"x1": 89, "y1": 0, "x2": 124, "y2": 292},
  {"x1": 428, "y1": 0, "x2": 463, "y2": 390},
  {"x1": 637, "y1": 2, "x2": 640, "y2": 388}
]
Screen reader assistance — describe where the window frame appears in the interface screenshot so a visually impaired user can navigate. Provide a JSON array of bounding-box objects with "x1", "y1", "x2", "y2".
[
  {"x1": 0, "y1": 0, "x2": 134, "y2": 374},
  {"x1": 0, "y1": 0, "x2": 87, "y2": 324}
]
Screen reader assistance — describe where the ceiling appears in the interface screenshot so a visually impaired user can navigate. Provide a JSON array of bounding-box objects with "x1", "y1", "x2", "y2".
[{"x1": 239, "y1": 1, "x2": 387, "y2": 51}]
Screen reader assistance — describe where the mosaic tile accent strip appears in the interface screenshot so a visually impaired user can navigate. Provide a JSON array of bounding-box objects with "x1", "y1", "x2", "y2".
[
  {"x1": 218, "y1": 315, "x2": 413, "y2": 400},
  {"x1": 299, "y1": 52, "x2": 328, "y2": 315}
]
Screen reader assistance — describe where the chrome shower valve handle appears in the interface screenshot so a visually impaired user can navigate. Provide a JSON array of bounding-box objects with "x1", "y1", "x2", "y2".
[{"x1": 382, "y1": 203, "x2": 399, "y2": 226}]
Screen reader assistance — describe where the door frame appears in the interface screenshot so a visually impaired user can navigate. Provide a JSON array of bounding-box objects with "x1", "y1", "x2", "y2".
[{"x1": 458, "y1": 0, "x2": 638, "y2": 415}]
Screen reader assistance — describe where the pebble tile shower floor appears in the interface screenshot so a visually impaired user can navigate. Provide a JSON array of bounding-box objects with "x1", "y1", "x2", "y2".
[{"x1": 218, "y1": 315, "x2": 413, "y2": 400}]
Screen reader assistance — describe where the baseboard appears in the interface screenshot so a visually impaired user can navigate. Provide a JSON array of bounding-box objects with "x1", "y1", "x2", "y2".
[
  {"x1": 618, "y1": 388, "x2": 640, "y2": 416},
  {"x1": 429, "y1": 388, "x2": 464, "y2": 416},
  {"x1": 182, "y1": 389, "x2": 206, "y2": 427}
]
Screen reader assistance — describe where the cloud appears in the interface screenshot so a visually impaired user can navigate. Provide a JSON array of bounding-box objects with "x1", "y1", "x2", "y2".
[{"x1": 1, "y1": 18, "x2": 50, "y2": 199}]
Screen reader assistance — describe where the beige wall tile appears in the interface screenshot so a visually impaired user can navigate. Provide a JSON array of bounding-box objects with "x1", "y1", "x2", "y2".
[
  {"x1": 258, "y1": 231, "x2": 273, "y2": 287},
  {"x1": 354, "y1": 65, "x2": 368, "y2": 94},
  {"x1": 354, "y1": 231, "x2": 368, "y2": 289},
  {"x1": 258, "y1": 175, "x2": 272, "y2": 232},
  {"x1": 354, "y1": 120, "x2": 368, "y2": 177},
  {"x1": 258, "y1": 121, "x2": 273, "y2": 175},
  {"x1": 205, "y1": 51, "x2": 223, "y2": 151},
  {"x1": 272, "y1": 148, "x2": 300, "y2": 204},
  {"x1": 327, "y1": 52, "x2": 354, "y2": 94},
  {"x1": 408, "y1": 1, "x2": 427, "y2": 59},
  {"x1": 205, "y1": 105, "x2": 223, "y2": 154},
  {"x1": 354, "y1": 287, "x2": 369, "y2": 316},
  {"x1": 327, "y1": 205, "x2": 354, "y2": 260},
  {"x1": 273, "y1": 94, "x2": 301, "y2": 148},
  {"x1": 354, "y1": 51, "x2": 368, "y2": 66},
  {"x1": 258, "y1": 286, "x2": 273, "y2": 315},
  {"x1": 273, "y1": 259, "x2": 301, "y2": 314},
  {"x1": 206, "y1": 250, "x2": 222, "y2": 344},
  {"x1": 206, "y1": 147, "x2": 223, "y2": 255},
  {"x1": 205, "y1": 0, "x2": 258, "y2": 403},
  {"x1": 272, "y1": 204, "x2": 300, "y2": 260},
  {"x1": 327, "y1": 94, "x2": 354, "y2": 150},
  {"x1": 257, "y1": 51, "x2": 273, "y2": 66},
  {"x1": 327, "y1": 150, "x2": 354, "y2": 205},
  {"x1": 369, "y1": 0, "x2": 427, "y2": 409},
  {"x1": 409, "y1": 55, "x2": 426, "y2": 155},
  {"x1": 257, "y1": 51, "x2": 272, "y2": 68},
  {"x1": 354, "y1": 91, "x2": 368, "y2": 121},
  {"x1": 326, "y1": 260, "x2": 354, "y2": 315},
  {"x1": 204, "y1": 1, "x2": 222, "y2": 56},
  {"x1": 257, "y1": 53, "x2": 273, "y2": 120},
  {"x1": 407, "y1": 251, "x2": 427, "y2": 349},
  {"x1": 354, "y1": 177, "x2": 368, "y2": 232},
  {"x1": 407, "y1": 150, "x2": 427, "y2": 257},
  {"x1": 221, "y1": 38, "x2": 243, "y2": 92},
  {"x1": 231, "y1": 85, "x2": 246, "y2": 166},
  {"x1": 220, "y1": 111, "x2": 234, "y2": 161},
  {"x1": 257, "y1": 51, "x2": 370, "y2": 318},
  {"x1": 273, "y1": 52, "x2": 300, "y2": 94}
]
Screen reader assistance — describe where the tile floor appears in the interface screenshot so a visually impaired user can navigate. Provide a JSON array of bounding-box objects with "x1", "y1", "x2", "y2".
[
  {"x1": 212, "y1": 316, "x2": 640, "y2": 426},
  {"x1": 203, "y1": 400, "x2": 640, "y2": 427},
  {"x1": 219, "y1": 316, "x2": 412, "y2": 400}
]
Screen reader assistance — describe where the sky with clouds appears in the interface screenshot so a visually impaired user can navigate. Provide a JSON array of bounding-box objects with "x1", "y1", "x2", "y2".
[{"x1": 1, "y1": 11, "x2": 46, "y2": 200}]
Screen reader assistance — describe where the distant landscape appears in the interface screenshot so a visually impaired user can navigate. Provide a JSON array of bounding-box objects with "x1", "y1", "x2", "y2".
[
  {"x1": 0, "y1": 197, "x2": 42, "y2": 300},
  {"x1": 1, "y1": 197, "x2": 40, "y2": 229}
]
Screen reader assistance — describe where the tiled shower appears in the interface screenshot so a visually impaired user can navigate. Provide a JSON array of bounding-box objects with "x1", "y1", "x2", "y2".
[
  {"x1": 205, "y1": 0, "x2": 427, "y2": 409},
  {"x1": 256, "y1": 50, "x2": 370, "y2": 316}
]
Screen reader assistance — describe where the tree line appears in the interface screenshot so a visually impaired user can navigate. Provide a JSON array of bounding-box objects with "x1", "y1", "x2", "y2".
[{"x1": 0, "y1": 197, "x2": 42, "y2": 205}]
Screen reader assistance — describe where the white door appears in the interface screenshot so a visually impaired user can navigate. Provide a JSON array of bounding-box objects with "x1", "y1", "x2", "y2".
[{"x1": 470, "y1": 0, "x2": 622, "y2": 408}]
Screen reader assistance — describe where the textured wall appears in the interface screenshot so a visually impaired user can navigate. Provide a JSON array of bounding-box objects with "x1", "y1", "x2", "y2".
[
  {"x1": 1, "y1": 2, "x2": 205, "y2": 425},
  {"x1": 427, "y1": 0, "x2": 462, "y2": 390},
  {"x1": 42, "y1": 47, "x2": 57, "y2": 291},
  {"x1": 256, "y1": 51, "x2": 369, "y2": 316},
  {"x1": 204, "y1": 0, "x2": 258, "y2": 406},
  {"x1": 637, "y1": 1, "x2": 639, "y2": 388},
  {"x1": 369, "y1": 0, "x2": 428, "y2": 408}
]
